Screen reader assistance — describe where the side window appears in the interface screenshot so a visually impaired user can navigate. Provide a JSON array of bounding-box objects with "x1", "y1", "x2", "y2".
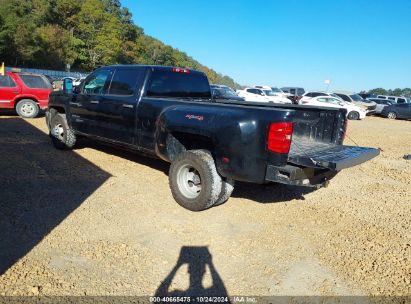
[
  {"x1": 290, "y1": 88, "x2": 296, "y2": 95},
  {"x1": 256, "y1": 89, "x2": 263, "y2": 95},
  {"x1": 317, "y1": 98, "x2": 327, "y2": 103},
  {"x1": 297, "y1": 88, "x2": 305, "y2": 95},
  {"x1": 83, "y1": 70, "x2": 111, "y2": 95},
  {"x1": 387, "y1": 97, "x2": 395, "y2": 101},
  {"x1": 338, "y1": 94, "x2": 350, "y2": 102},
  {"x1": 0, "y1": 75, "x2": 16, "y2": 87},
  {"x1": 247, "y1": 89, "x2": 257, "y2": 94},
  {"x1": 108, "y1": 69, "x2": 146, "y2": 96},
  {"x1": 20, "y1": 75, "x2": 51, "y2": 89},
  {"x1": 306, "y1": 93, "x2": 314, "y2": 97},
  {"x1": 397, "y1": 98, "x2": 406, "y2": 104}
]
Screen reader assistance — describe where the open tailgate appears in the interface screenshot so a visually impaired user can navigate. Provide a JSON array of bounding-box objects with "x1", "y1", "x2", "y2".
[{"x1": 288, "y1": 142, "x2": 380, "y2": 171}]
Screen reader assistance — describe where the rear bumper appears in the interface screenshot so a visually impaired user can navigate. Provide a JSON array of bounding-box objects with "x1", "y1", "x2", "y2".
[
  {"x1": 265, "y1": 164, "x2": 337, "y2": 188},
  {"x1": 39, "y1": 99, "x2": 49, "y2": 110}
]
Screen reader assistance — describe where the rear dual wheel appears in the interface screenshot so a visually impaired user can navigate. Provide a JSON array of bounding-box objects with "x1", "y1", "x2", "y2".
[{"x1": 169, "y1": 150, "x2": 234, "y2": 211}]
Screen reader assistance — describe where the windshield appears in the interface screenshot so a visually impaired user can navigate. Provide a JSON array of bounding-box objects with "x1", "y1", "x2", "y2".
[
  {"x1": 263, "y1": 90, "x2": 277, "y2": 96},
  {"x1": 350, "y1": 94, "x2": 364, "y2": 102}
]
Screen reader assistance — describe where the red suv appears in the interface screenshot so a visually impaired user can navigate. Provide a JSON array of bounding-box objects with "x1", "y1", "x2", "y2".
[{"x1": 0, "y1": 71, "x2": 53, "y2": 118}]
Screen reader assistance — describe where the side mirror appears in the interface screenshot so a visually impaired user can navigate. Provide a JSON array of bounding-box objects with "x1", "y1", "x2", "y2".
[{"x1": 63, "y1": 78, "x2": 73, "y2": 94}]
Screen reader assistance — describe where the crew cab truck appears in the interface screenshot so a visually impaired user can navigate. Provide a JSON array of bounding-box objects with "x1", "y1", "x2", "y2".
[
  {"x1": 45, "y1": 65, "x2": 379, "y2": 211},
  {"x1": 0, "y1": 71, "x2": 53, "y2": 118}
]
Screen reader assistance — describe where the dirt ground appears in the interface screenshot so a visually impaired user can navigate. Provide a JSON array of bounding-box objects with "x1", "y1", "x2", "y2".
[{"x1": 0, "y1": 114, "x2": 410, "y2": 298}]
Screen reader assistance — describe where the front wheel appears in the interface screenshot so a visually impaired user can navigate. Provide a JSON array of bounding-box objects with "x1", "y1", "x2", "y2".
[
  {"x1": 387, "y1": 112, "x2": 397, "y2": 119},
  {"x1": 347, "y1": 111, "x2": 360, "y2": 120},
  {"x1": 50, "y1": 113, "x2": 76, "y2": 150},
  {"x1": 16, "y1": 99, "x2": 39, "y2": 118},
  {"x1": 169, "y1": 150, "x2": 223, "y2": 211}
]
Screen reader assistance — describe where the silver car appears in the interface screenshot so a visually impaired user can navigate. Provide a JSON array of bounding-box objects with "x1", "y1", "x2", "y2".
[{"x1": 366, "y1": 98, "x2": 394, "y2": 114}]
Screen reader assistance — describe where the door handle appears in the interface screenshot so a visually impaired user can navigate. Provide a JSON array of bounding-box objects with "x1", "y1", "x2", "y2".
[
  {"x1": 69, "y1": 102, "x2": 81, "y2": 107},
  {"x1": 12, "y1": 90, "x2": 19, "y2": 93},
  {"x1": 122, "y1": 104, "x2": 134, "y2": 109},
  {"x1": 90, "y1": 100, "x2": 99, "y2": 104}
]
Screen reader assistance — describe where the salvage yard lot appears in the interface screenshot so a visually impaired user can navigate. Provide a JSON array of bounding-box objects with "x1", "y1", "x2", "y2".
[{"x1": 0, "y1": 115, "x2": 410, "y2": 296}]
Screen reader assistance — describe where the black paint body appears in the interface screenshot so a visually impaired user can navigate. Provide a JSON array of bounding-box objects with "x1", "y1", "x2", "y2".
[{"x1": 47, "y1": 65, "x2": 379, "y2": 186}]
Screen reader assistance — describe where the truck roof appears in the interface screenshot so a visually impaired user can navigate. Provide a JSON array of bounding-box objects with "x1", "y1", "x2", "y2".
[{"x1": 99, "y1": 64, "x2": 207, "y2": 75}]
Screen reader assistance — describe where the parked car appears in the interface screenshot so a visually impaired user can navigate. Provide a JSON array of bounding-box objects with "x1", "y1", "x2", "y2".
[
  {"x1": 45, "y1": 65, "x2": 379, "y2": 211},
  {"x1": 366, "y1": 98, "x2": 393, "y2": 114},
  {"x1": 302, "y1": 96, "x2": 366, "y2": 120},
  {"x1": 381, "y1": 103, "x2": 411, "y2": 120},
  {"x1": 299, "y1": 91, "x2": 343, "y2": 104},
  {"x1": 237, "y1": 87, "x2": 292, "y2": 104},
  {"x1": 376, "y1": 95, "x2": 409, "y2": 104},
  {"x1": 212, "y1": 87, "x2": 245, "y2": 101},
  {"x1": 333, "y1": 92, "x2": 377, "y2": 114},
  {"x1": 210, "y1": 84, "x2": 238, "y2": 95},
  {"x1": 0, "y1": 71, "x2": 53, "y2": 118},
  {"x1": 281, "y1": 87, "x2": 305, "y2": 103},
  {"x1": 254, "y1": 86, "x2": 288, "y2": 98},
  {"x1": 270, "y1": 87, "x2": 288, "y2": 98}
]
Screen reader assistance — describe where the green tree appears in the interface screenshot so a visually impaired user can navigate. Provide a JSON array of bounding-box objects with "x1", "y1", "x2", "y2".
[
  {"x1": 368, "y1": 88, "x2": 387, "y2": 95},
  {"x1": 0, "y1": 0, "x2": 241, "y2": 87}
]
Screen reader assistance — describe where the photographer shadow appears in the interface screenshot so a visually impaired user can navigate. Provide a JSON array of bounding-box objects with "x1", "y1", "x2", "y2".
[{"x1": 155, "y1": 246, "x2": 229, "y2": 300}]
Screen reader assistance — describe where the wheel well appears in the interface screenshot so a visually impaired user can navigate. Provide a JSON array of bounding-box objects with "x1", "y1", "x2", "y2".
[
  {"x1": 49, "y1": 106, "x2": 65, "y2": 114},
  {"x1": 167, "y1": 132, "x2": 215, "y2": 161}
]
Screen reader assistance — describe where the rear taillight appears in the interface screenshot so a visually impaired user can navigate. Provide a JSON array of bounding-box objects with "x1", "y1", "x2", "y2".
[
  {"x1": 172, "y1": 67, "x2": 190, "y2": 73},
  {"x1": 267, "y1": 122, "x2": 293, "y2": 154}
]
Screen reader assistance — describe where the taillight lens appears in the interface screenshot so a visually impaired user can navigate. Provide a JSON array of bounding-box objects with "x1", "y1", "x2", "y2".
[{"x1": 267, "y1": 122, "x2": 293, "y2": 154}]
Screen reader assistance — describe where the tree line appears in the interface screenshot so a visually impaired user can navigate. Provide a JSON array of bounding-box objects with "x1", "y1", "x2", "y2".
[
  {"x1": 366, "y1": 88, "x2": 411, "y2": 98},
  {"x1": 0, "y1": 0, "x2": 240, "y2": 88}
]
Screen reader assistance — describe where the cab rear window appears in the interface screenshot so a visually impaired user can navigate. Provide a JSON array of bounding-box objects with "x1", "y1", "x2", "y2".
[
  {"x1": 20, "y1": 75, "x2": 51, "y2": 89},
  {"x1": 146, "y1": 70, "x2": 211, "y2": 98}
]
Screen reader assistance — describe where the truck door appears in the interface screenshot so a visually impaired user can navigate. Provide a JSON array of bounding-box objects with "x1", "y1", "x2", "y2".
[
  {"x1": 0, "y1": 74, "x2": 20, "y2": 108},
  {"x1": 94, "y1": 67, "x2": 147, "y2": 144},
  {"x1": 69, "y1": 69, "x2": 112, "y2": 135}
]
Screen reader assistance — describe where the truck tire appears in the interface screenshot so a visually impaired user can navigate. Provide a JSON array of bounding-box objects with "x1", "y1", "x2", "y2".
[
  {"x1": 348, "y1": 111, "x2": 360, "y2": 120},
  {"x1": 169, "y1": 150, "x2": 222, "y2": 211},
  {"x1": 15, "y1": 99, "x2": 39, "y2": 118},
  {"x1": 49, "y1": 113, "x2": 76, "y2": 150},
  {"x1": 214, "y1": 178, "x2": 235, "y2": 206}
]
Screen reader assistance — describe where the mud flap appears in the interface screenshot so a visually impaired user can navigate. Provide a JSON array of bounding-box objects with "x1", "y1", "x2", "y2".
[{"x1": 288, "y1": 145, "x2": 380, "y2": 171}]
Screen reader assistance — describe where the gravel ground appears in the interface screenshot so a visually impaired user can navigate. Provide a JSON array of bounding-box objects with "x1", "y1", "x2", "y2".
[{"x1": 0, "y1": 114, "x2": 410, "y2": 297}]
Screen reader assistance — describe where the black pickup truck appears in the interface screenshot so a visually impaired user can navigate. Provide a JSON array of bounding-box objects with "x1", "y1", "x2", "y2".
[{"x1": 46, "y1": 65, "x2": 379, "y2": 211}]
